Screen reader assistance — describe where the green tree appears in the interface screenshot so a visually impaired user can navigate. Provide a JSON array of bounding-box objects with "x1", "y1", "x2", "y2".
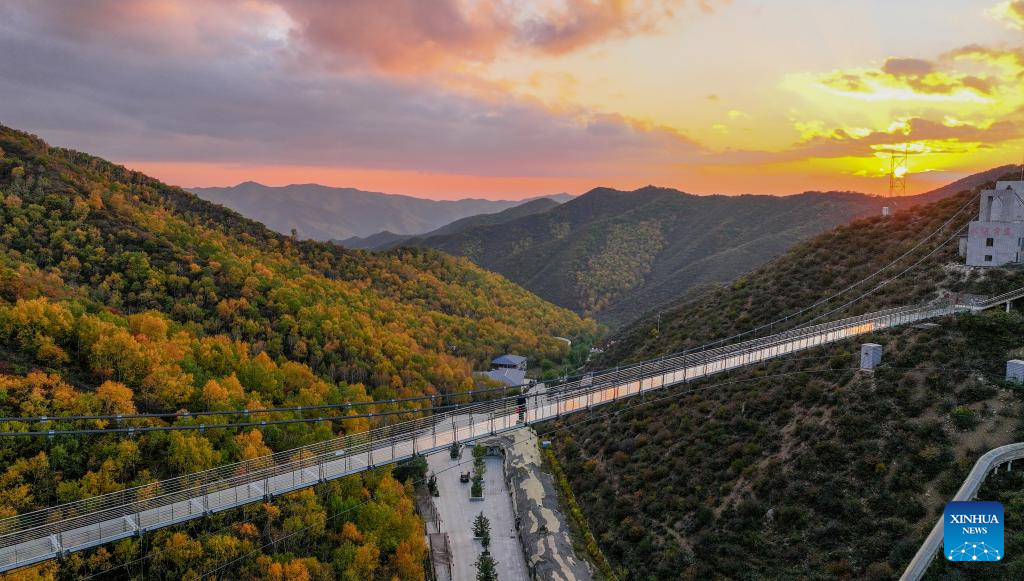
[
  {"x1": 472, "y1": 512, "x2": 491, "y2": 549},
  {"x1": 167, "y1": 432, "x2": 220, "y2": 475},
  {"x1": 475, "y1": 551, "x2": 498, "y2": 581}
]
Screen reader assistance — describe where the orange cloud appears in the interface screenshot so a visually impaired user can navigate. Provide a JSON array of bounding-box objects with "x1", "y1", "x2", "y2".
[
  {"x1": 726, "y1": 117, "x2": 1020, "y2": 166},
  {"x1": 4, "y1": 0, "x2": 726, "y2": 75},
  {"x1": 946, "y1": 45, "x2": 1024, "y2": 77},
  {"x1": 989, "y1": 0, "x2": 1024, "y2": 29},
  {"x1": 280, "y1": 0, "x2": 725, "y2": 73},
  {"x1": 812, "y1": 58, "x2": 995, "y2": 101}
]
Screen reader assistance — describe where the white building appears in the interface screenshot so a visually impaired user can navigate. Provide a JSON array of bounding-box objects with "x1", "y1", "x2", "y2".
[
  {"x1": 965, "y1": 181, "x2": 1024, "y2": 267},
  {"x1": 484, "y1": 354, "x2": 527, "y2": 386}
]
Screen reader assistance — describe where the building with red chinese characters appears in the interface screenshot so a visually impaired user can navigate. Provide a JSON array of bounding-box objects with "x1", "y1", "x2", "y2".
[{"x1": 965, "y1": 181, "x2": 1024, "y2": 267}]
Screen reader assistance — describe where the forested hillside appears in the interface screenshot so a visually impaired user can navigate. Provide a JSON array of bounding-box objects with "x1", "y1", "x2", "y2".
[
  {"x1": 601, "y1": 187, "x2": 1020, "y2": 365},
  {"x1": 0, "y1": 124, "x2": 595, "y2": 580},
  {"x1": 910, "y1": 165, "x2": 1022, "y2": 207},
  {"x1": 547, "y1": 177, "x2": 1024, "y2": 579},
  {"x1": 411, "y1": 186, "x2": 899, "y2": 327}
]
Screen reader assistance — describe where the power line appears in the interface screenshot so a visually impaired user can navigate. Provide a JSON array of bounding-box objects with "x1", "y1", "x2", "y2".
[
  {"x1": 632, "y1": 193, "x2": 977, "y2": 363},
  {"x1": 195, "y1": 367, "x2": 840, "y2": 579},
  {"x1": 0, "y1": 196, "x2": 978, "y2": 432},
  {"x1": 0, "y1": 382, "x2": 523, "y2": 424},
  {"x1": 0, "y1": 354, "x2": 843, "y2": 437},
  {"x1": 31, "y1": 356, "x2": 1002, "y2": 579},
  {"x1": 798, "y1": 217, "x2": 969, "y2": 328},
  {"x1": 0, "y1": 399, "x2": 490, "y2": 437},
  {"x1": 194, "y1": 359, "x2": 996, "y2": 580},
  {"x1": 83, "y1": 366, "x2": 812, "y2": 580}
]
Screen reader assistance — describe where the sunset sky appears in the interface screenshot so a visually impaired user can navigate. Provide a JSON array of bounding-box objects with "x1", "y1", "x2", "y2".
[{"x1": 1, "y1": 0, "x2": 1023, "y2": 199}]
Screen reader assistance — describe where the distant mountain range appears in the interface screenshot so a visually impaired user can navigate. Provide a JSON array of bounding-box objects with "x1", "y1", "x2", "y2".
[
  {"x1": 189, "y1": 181, "x2": 572, "y2": 240},
  {"x1": 394, "y1": 181, "x2": 983, "y2": 327},
  {"x1": 341, "y1": 197, "x2": 562, "y2": 250},
  {"x1": 194, "y1": 170, "x2": 1006, "y2": 328}
]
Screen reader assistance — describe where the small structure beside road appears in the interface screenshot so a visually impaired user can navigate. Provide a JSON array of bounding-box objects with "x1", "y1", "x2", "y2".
[{"x1": 484, "y1": 354, "x2": 528, "y2": 386}]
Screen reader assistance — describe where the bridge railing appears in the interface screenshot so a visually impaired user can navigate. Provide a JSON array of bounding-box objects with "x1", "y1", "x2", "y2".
[
  {"x1": 0, "y1": 394, "x2": 524, "y2": 553},
  {"x1": 976, "y1": 287, "x2": 1024, "y2": 310},
  {"x1": 0, "y1": 294, "x2": 976, "y2": 570}
]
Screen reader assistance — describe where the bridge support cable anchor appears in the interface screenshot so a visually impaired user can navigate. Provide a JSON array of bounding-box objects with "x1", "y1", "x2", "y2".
[
  {"x1": 189, "y1": 497, "x2": 209, "y2": 517},
  {"x1": 1006, "y1": 360, "x2": 1024, "y2": 383},
  {"x1": 432, "y1": 414, "x2": 437, "y2": 448},
  {"x1": 123, "y1": 515, "x2": 139, "y2": 535},
  {"x1": 368, "y1": 429, "x2": 374, "y2": 469},
  {"x1": 860, "y1": 343, "x2": 882, "y2": 371}
]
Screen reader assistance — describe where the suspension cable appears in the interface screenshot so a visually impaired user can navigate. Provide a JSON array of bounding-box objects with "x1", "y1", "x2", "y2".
[
  {"x1": 194, "y1": 359, "x2": 992, "y2": 579},
  {"x1": 0, "y1": 382, "x2": 521, "y2": 424},
  {"x1": 0, "y1": 196, "x2": 978, "y2": 429},
  {"x1": 624, "y1": 193, "x2": 977, "y2": 362}
]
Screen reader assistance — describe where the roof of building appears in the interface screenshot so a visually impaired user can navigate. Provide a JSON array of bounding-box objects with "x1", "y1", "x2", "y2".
[
  {"x1": 486, "y1": 368, "x2": 527, "y2": 386},
  {"x1": 992, "y1": 180, "x2": 1024, "y2": 191},
  {"x1": 491, "y1": 354, "x2": 527, "y2": 366}
]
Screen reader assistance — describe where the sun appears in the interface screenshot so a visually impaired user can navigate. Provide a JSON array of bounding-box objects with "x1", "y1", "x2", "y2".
[{"x1": 893, "y1": 166, "x2": 909, "y2": 178}]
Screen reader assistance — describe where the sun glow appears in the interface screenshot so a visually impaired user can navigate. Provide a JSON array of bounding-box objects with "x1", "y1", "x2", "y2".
[{"x1": 2, "y1": 0, "x2": 1022, "y2": 198}]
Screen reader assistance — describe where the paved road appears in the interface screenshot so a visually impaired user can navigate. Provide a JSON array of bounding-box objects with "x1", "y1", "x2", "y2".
[{"x1": 427, "y1": 451, "x2": 529, "y2": 581}]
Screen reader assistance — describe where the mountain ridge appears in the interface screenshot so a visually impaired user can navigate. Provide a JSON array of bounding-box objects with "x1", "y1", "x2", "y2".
[
  {"x1": 549, "y1": 174, "x2": 1024, "y2": 578},
  {"x1": 341, "y1": 197, "x2": 561, "y2": 250},
  {"x1": 189, "y1": 181, "x2": 573, "y2": 241},
  {"x1": 0, "y1": 122, "x2": 596, "y2": 578},
  {"x1": 390, "y1": 174, "x2": 1000, "y2": 327},
  {"x1": 402, "y1": 185, "x2": 887, "y2": 326}
]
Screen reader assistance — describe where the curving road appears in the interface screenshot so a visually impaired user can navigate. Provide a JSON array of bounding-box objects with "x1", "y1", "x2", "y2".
[{"x1": 901, "y1": 443, "x2": 1024, "y2": 580}]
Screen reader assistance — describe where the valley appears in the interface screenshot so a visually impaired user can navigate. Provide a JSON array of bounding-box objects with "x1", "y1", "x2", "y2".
[
  {"x1": 0, "y1": 125, "x2": 593, "y2": 580},
  {"x1": 1, "y1": 127, "x2": 1023, "y2": 581},
  {"x1": 3, "y1": 2, "x2": 1024, "y2": 577}
]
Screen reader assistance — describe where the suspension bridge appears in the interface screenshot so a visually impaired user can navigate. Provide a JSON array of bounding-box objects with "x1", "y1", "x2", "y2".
[{"x1": 1, "y1": 285, "x2": 1022, "y2": 574}]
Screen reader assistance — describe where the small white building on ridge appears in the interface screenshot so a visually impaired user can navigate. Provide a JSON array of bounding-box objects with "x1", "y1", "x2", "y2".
[
  {"x1": 964, "y1": 180, "x2": 1024, "y2": 267},
  {"x1": 485, "y1": 354, "x2": 527, "y2": 386}
]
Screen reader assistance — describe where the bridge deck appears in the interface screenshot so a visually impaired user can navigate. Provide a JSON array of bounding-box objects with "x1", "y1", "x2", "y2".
[{"x1": 0, "y1": 298, "x2": 989, "y2": 573}]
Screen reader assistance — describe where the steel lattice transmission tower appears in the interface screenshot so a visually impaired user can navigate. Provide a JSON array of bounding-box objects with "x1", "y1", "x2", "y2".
[{"x1": 888, "y1": 147, "x2": 909, "y2": 198}]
